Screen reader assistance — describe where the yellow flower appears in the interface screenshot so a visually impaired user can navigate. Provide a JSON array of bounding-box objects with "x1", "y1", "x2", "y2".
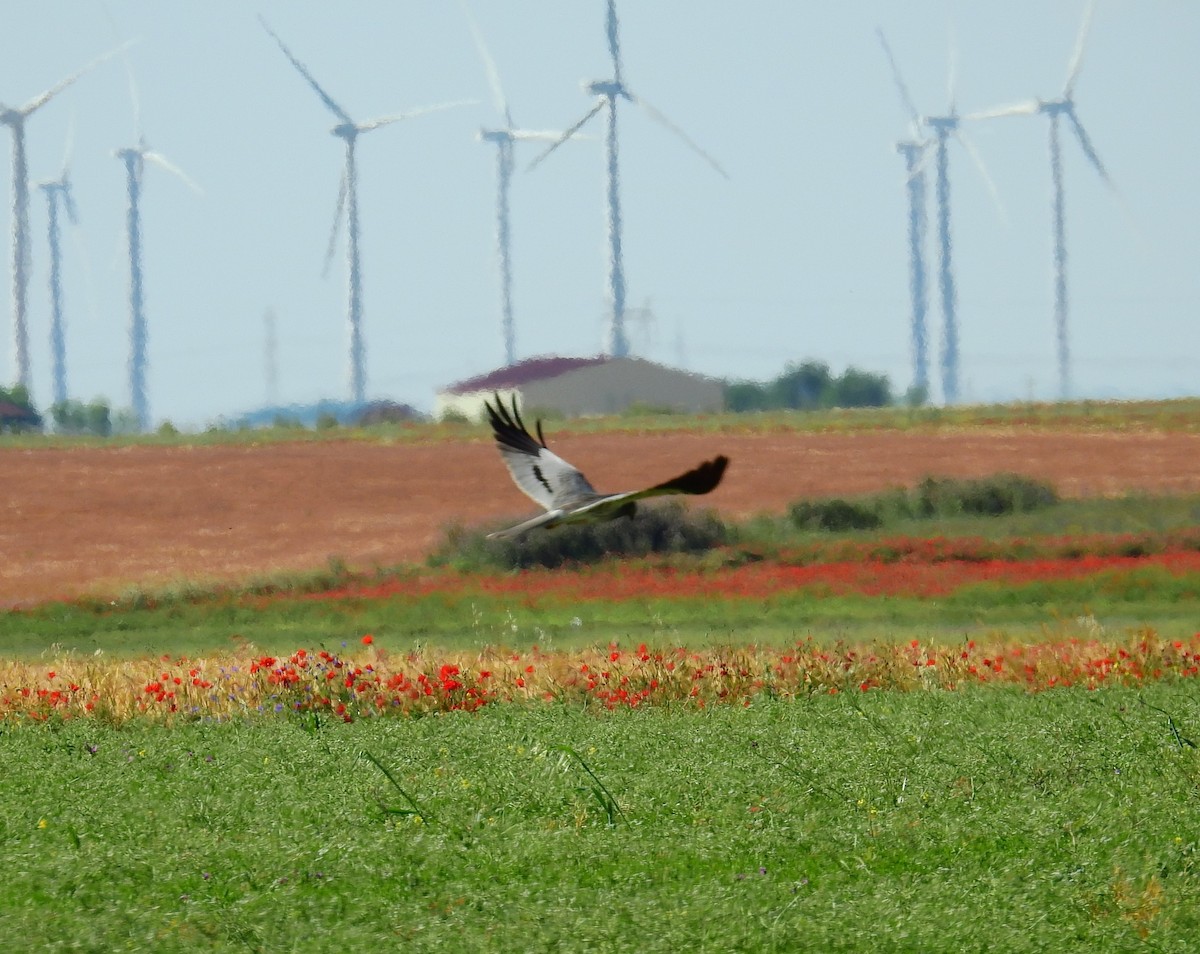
[{"x1": 37, "y1": 818, "x2": 47, "y2": 829}]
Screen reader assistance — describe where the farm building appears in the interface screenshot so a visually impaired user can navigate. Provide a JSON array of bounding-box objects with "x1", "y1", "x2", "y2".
[
  {"x1": 0, "y1": 400, "x2": 42, "y2": 433},
  {"x1": 435, "y1": 355, "x2": 724, "y2": 421}
]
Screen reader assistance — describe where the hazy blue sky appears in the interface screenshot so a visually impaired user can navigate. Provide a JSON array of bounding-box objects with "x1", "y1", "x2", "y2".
[{"x1": 2, "y1": 2, "x2": 1197, "y2": 426}]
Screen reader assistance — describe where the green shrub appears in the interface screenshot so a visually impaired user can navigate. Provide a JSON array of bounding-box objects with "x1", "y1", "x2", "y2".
[
  {"x1": 788, "y1": 473, "x2": 1059, "y2": 533},
  {"x1": 789, "y1": 498, "x2": 882, "y2": 531},
  {"x1": 914, "y1": 474, "x2": 1059, "y2": 517},
  {"x1": 432, "y1": 501, "x2": 728, "y2": 571}
]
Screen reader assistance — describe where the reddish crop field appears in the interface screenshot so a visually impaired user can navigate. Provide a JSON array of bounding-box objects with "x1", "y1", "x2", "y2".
[
  {"x1": 4, "y1": 427, "x2": 1200, "y2": 606},
  {"x1": 5, "y1": 631, "x2": 1199, "y2": 724}
]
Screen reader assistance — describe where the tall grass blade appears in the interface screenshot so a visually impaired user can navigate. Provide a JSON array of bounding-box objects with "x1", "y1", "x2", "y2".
[{"x1": 360, "y1": 748, "x2": 435, "y2": 823}]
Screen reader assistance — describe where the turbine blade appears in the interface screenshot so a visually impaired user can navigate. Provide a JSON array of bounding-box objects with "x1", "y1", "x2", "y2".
[
  {"x1": 628, "y1": 93, "x2": 729, "y2": 179},
  {"x1": 63, "y1": 175, "x2": 80, "y2": 225},
  {"x1": 955, "y1": 131, "x2": 1008, "y2": 224},
  {"x1": 356, "y1": 100, "x2": 477, "y2": 132},
  {"x1": 875, "y1": 28, "x2": 922, "y2": 127},
  {"x1": 19, "y1": 39, "x2": 136, "y2": 116},
  {"x1": 510, "y1": 129, "x2": 592, "y2": 142},
  {"x1": 1065, "y1": 106, "x2": 1112, "y2": 187},
  {"x1": 963, "y1": 100, "x2": 1040, "y2": 121},
  {"x1": 527, "y1": 101, "x2": 604, "y2": 171},
  {"x1": 322, "y1": 171, "x2": 347, "y2": 278},
  {"x1": 606, "y1": 0, "x2": 624, "y2": 85},
  {"x1": 946, "y1": 20, "x2": 959, "y2": 114},
  {"x1": 117, "y1": 39, "x2": 142, "y2": 141},
  {"x1": 459, "y1": 0, "x2": 511, "y2": 127},
  {"x1": 142, "y1": 151, "x2": 204, "y2": 194},
  {"x1": 259, "y1": 16, "x2": 353, "y2": 125},
  {"x1": 1064, "y1": 0, "x2": 1097, "y2": 96}
]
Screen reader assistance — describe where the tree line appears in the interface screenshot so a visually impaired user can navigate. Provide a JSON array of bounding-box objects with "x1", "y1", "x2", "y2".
[{"x1": 723, "y1": 360, "x2": 897, "y2": 412}]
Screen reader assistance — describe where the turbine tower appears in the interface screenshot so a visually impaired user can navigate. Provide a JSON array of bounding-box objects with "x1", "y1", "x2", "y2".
[
  {"x1": 877, "y1": 29, "x2": 931, "y2": 401},
  {"x1": 970, "y1": 1, "x2": 1113, "y2": 399},
  {"x1": 37, "y1": 142, "x2": 78, "y2": 410},
  {"x1": 1, "y1": 44, "x2": 127, "y2": 390},
  {"x1": 462, "y1": 3, "x2": 579, "y2": 368},
  {"x1": 530, "y1": 0, "x2": 726, "y2": 359},
  {"x1": 260, "y1": 18, "x2": 472, "y2": 404},
  {"x1": 877, "y1": 30, "x2": 1004, "y2": 405},
  {"x1": 923, "y1": 110, "x2": 963, "y2": 405},
  {"x1": 116, "y1": 140, "x2": 201, "y2": 433}
]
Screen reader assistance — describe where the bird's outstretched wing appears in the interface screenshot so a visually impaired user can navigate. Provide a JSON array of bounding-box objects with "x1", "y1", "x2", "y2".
[
  {"x1": 483, "y1": 393, "x2": 729, "y2": 539},
  {"x1": 562, "y1": 455, "x2": 730, "y2": 522},
  {"x1": 484, "y1": 394, "x2": 597, "y2": 511},
  {"x1": 642, "y1": 455, "x2": 729, "y2": 497}
]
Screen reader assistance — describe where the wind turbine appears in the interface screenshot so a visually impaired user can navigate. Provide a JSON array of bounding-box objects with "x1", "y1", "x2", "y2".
[
  {"x1": 462, "y1": 3, "x2": 581, "y2": 368},
  {"x1": 115, "y1": 140, "x2": 201, "y2": 433},
  {"x1": 260, "y1": 18, "x2": 473, "y2": 405},
  {"x1": 877, "y1": 29, "x2": 931, "y2": 402},
  {"x1": 530, "y1": 0, "x2": 727, "y2": 360},
  {"x1": 1, "y1": 43, "x2": 128, "y2": 390},
  {"x1": 969, "y1": 1, "x2": 1112, "y2": 399},
  {"x1": 36, "y1": 132, "x2": 79, "y2": 410},
  {"x1": 878, "y1": 29, "x2": 1004, "y2": 405}
]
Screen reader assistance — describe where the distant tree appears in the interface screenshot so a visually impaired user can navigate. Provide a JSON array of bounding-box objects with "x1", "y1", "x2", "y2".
[
  {"x1": 771, "y1": 360, "x2": 833, "y2": 410},
  {"x1": 51, "y1": 398, "x2": 112, "y2": 436},
  {"x1": 50, "y1": 401, "x2": 79, "y2": 432},
  {"x1": 724, "y1": 359, "x2": 893, "y2": 413},
  {"x1": 723, "y1": 380, "x2": 770, "y2": 412},
  {"x1": 86, "y1": 400, "x2": 112, "y2": 437},
  {"x1": 111, "y1": 408, "x2": 141, "y2": 435},
  {"x1": 829, "y1": 367, "x2": 892, "y2": 408},
  {"x1": 903, "y1": 383, "x2": 930, "y2": 408}
]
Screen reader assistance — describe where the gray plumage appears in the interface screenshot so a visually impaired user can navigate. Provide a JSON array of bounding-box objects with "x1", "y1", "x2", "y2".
[{"x1": 484, "y1": 393, "x2": 728, "y2": 539}]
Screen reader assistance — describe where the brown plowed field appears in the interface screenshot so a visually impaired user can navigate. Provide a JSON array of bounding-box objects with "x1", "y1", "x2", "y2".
[{"x1": 4, "y1": 428, "x2": 1200, "y2": 607}]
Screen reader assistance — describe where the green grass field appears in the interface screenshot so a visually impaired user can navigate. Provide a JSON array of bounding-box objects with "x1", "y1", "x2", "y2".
[{"x1": 3, "y1": 687, "x2": 1199, "y2": 951}]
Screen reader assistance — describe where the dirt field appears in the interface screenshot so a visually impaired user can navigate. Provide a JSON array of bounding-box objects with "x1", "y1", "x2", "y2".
[{"x1": 4, "y1": 428, "x2": 1200, "y2": 606}]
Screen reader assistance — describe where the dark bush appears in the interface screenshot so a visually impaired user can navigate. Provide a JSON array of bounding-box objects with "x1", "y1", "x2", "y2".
[
  {"x1": 915, "y1": 474, "x2": 1059, "y2": 517},
  {"x1": 432, "y1": 501, "x2": 729, "y2": 571},
  {"x1": 787, "y1": 473, "x2": 1059, "y2": 534},
  {"x1": 789, "y1": 498, "x2": 882, "y2": 531}
]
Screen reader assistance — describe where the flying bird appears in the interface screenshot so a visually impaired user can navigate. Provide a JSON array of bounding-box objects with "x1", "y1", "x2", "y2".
[{"x1": 484, "y1": 393, "x2": 728, "y2": 540}]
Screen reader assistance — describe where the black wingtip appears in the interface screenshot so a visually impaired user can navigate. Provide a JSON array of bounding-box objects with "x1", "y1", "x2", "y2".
[
  {"x1": 484, "y1": 391, "x2": 549, "y2": 456},
  {"x1": 651, "y1": 455, "x2": 729, "y2": 496}
]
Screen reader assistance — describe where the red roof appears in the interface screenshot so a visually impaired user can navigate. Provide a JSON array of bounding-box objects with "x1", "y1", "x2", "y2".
[
  {"x1": 445, "y1": 354, "x2": 610, "y2": 395},
  {"x1": 0, "y1": 401, "x2": 39, "y2": 421}
]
